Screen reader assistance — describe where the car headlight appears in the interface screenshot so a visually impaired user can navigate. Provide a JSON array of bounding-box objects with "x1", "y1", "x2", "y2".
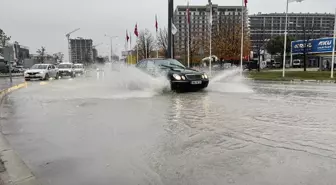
[
  {"x1": 203, "y1": 74, "x2": 208, "y2": 79},
  {"x1": 172, "y1": 74, "x2": 181, "y2": 80},
  {"x1": 181, "y1": 76, "x2": 186, "y2": 80}
]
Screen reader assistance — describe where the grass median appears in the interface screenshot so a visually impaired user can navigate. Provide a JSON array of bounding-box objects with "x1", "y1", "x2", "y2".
[{"x1": 246, "y1": 71, "x2": 335, "y2": 81}]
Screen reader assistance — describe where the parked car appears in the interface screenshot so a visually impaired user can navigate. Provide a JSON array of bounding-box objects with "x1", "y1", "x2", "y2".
[
  {"x1": 73, "y1": 63, "x2": 85, "y2": 75},
  {"x1": 58, "y1": 63, "x2": 76, "y2": 78},
  {"x1": 136, "y1": 58, "x2": 209, "y2": 92},
  {"x1": 272, "y1": 61, "x2": 281, "y2": 68},
  {"x1": 293, "y1": 59, "x2": 302, "y2": 68},
  {"x1": 24, "y1": 64, "x2": 59, "y2": 81},
  {"x1": 15, "y1": 66, "x2": 26, "y2": 73}
]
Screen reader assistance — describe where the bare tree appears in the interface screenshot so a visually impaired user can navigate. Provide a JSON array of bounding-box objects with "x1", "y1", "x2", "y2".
[
  {"x1": 136, "y1": 29, "x2": 155, "y2": 59},
  {"x1": 53, "y1": 52, "x2": 64, "y2": 63},
  {"x1": 36, "y1": 46, "x2": 46, "y2": 63},
  {"x1": 0, "y1": 29, "x2": 11, "y2": 52},
  {"x1": 157, "y1": 28, "x2": 168, "y2": 57}
]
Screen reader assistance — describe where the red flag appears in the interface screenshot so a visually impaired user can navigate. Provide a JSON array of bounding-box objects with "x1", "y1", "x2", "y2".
[
  {"x1": 186, "y1": 6, "x2": 190, "y2": 24},
  {"x1": 126, "y1": 30, "x2": 129, "y2": 42},
  {"x1": 244, "y1": 0, "x2": 248, "y2": 7},
  {"x1": 155, "y1": 15, "x2": 158, "y2": 32},
  {"x1": 134, "y1": 24, "x2": 139, "y2": 37}
]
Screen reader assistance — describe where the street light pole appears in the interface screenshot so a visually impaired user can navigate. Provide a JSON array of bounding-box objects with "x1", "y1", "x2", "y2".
[
  {"x1": 282, "y1": 0, "x2": 289, "y2": 78},
  {"x1": 331, "y1": 8, "x2": 336, "y2": 78},
  {"x1": 105, "y1": 35, "x2": 118, "y2": 62}
]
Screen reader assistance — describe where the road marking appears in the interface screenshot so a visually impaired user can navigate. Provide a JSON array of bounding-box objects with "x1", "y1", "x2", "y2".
[{"x1": 39, "y1": 81, "x2": 49, "y2": 85}]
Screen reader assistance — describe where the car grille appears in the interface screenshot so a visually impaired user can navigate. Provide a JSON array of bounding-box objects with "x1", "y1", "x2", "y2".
[
  {"x1": 185, "y1": 74, "x2": 202, "y2": 80},
  {"x1": 28, "y1": 72, "x2": 38, "y2": 75}
]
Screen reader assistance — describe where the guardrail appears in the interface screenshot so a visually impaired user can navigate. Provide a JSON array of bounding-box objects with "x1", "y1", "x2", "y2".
[{"x1": 0, "y1": 73, "x2": 24, "y2": 77}]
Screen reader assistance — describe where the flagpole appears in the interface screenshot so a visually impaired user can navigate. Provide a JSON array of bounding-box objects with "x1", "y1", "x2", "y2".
[
  {"x1": 331, "y1": 8, "x2": 336, "y2": 78},
  {"x1": 187, "y1": 4, "x2": 190, "y2": 68},
  {"x1": 209, "y1": 2, "x2": 212, "y2": 76},
  {"x1": 240, "y1": 0, "x2": 244, "y2": 76},
  {"x1": 156, "y1": 31, "x2": 159, "y2": 58},
  {"x1": 156, "y1": 14, "x2": 159, "y2": 58},
  {"x1": 282, "y1": 0, "x2": 289, "y2": 77},
  {"x1": 136, "y1": 38, "x2": 138, "y2": 62}
]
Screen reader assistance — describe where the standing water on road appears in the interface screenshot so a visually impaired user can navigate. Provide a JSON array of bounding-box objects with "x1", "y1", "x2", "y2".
[{"x1": 2, "y1": 63, "x2": 336, "y2": 185}]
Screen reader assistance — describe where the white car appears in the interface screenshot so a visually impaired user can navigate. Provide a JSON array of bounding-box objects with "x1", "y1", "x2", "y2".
[
  {"x1": 58, "y1": 63, "x2": 76, "y2": 78},
  {"x1": 73, "y1": 63, "x2": 85, "y2": 75},
  {"x1": 24, "y1": 64, "x2": 59, "y2": 81}
]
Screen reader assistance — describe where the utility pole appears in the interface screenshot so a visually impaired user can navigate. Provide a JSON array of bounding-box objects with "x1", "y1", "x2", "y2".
[
  {"x1": 105, "y1": 35, "x2": 118, "y2": 62},
  {"x1": 168, "y1": 0, "x2": 173, "y2": 58}
]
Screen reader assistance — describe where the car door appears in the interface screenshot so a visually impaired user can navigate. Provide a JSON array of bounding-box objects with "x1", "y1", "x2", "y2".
[
  {"x1": 49, "y1": 65, "x2": 56, "y2": 77},
  {"x1": 136, "y1": 60, "x2": 147, "y2": 71},
  {"x1": 47, "y1": 65, "x2": 53, "y2": 76},
  {"x1": 146, "y1": 60, "x2": 156, "y2": 75}
]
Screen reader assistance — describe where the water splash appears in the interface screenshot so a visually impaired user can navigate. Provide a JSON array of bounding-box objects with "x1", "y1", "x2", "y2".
[
  {"x1": 51, "y1": 63, "x2": 170, "y2": 100},
  {"x1": 207, "y1": 68, "x2": 253, "y2": 93}
]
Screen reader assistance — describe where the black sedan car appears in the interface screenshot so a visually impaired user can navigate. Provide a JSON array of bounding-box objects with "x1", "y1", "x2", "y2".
[{"x1": 136, "y1": 58, "x2": 209, "y2": 91}]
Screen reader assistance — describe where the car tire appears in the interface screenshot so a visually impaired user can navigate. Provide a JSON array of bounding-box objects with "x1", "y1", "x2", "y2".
[
  {"x1": 72, "y1": 73, "x2": 76, "y2": 78},
  {"x1": 25, "y1": 78, "x2": 30, "y2": 81},
  {"x1": 55, "y1": 73, "x2": 60, "y2": 80},
  {"x1": 44, "y1": 73, "x2": 49, "y2": 81}
]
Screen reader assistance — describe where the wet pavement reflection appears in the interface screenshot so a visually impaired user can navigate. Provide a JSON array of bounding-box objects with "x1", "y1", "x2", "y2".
[{"x1": 1, "y1": 67, "x2": 336, "y2": 185}]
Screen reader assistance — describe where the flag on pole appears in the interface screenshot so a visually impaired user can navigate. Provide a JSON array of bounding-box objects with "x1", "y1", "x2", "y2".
[
  {"x1": 134, "y1": 24, "x2": 139, "y2": 37},
  {"x1": 155, "y1": 15, "x2": 158, "y2": 32},
  {"x1": 129, "y1": 31, "x2": 132, "y2": 49},
  {"x1": 244, "y1": 0, "x2": 248, "y2": 7},
  {"x1": 126, "y1": 30, "x2": 129, "y2": 42},
  {"x1": 186, "y1": 5, "x2": 190, "y2": 24},
  {"x1": 172, "y1": 22, "x2": 178, "y2": 35}
]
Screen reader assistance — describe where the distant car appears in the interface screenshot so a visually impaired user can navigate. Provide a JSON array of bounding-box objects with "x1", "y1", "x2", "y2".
[
  {"x1": 136, "y1": 58, "x2": 209, "y2": 92},
  {"x1": 15, "y1": 66, "x2": 26, "y2": 73},
  {"x1": 272, "y1": 62, "x2": 281, "y2": 68},
  {"x1": 24, "y1": 64, "x2": 59, "y2": 81},
  {"x1": 293, "y1": 59, "x2": 302, "y2": 68},
  {"x1": 58, "y1": 63, "x2": 76, "y2": 78},
  {"x1": 73, "y1": 63, "x2": 85, "y2": 75}
]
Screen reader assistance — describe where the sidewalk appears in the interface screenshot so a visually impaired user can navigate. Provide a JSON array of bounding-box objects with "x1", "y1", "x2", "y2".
[
  {"x1": 0, "y1": 79, "x2": 39, "y2": 185},
  {"x1": 0, "y1": 77, "x2": 24, "y2": 92}
]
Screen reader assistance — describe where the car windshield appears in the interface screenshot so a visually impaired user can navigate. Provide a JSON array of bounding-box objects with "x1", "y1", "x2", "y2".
[
  {"x1": 58, "y1": 64, "x2": 72, "y2": 69},
  {"x1": 31, "y1": 64, "x2": 48, "y2": 69},
  {"x1": 155, "y1": 59, "x2": 185, "y2": 69},
  {"x1": 74, "y1": 65, "x2": 83, "y2": 68}
]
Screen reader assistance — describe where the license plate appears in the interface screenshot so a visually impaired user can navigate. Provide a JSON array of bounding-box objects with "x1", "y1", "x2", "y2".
[{"x1": 191, "y1": 81, "x2": 202, "y2": 85}]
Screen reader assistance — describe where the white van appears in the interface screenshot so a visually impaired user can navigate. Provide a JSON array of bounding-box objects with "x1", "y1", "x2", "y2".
[
  {"x1": 293, "y1": 59, "x2": 302, "y2": 68},
  {"x1": 74, "y1": 63, "x2": 85, "y2": 75}
]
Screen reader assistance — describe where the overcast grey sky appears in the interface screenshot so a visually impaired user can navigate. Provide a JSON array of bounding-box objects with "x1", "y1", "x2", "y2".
[{"x1": 1, "y1": 0, "x2": 335, "y2": 59}]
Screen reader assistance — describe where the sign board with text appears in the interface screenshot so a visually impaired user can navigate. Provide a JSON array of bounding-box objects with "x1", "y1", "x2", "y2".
[{"x1": 292, "y1": 37, "x2": 335, "y2": 54}]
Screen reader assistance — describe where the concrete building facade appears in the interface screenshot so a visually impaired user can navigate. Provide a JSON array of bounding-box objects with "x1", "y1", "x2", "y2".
[
  {"x1": 173, "y1": 4, "x2": 248, "y2": 59},
  {"x1": 249, "y1": 12, "x2": 335, "y2": 51},
  {"x1": 70, "y1": 38, "x2": 93, "y2": 64}
]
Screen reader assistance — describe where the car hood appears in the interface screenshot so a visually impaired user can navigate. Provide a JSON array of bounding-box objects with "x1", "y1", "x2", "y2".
[
  {"x1": 59, "y1": 68, "x2": 72, "y2": 71},
  {"x1": 25, "y1": 69, "x2": 47, "y2": 73},
  {"x1": 168, "y1": 68, "x2": 203, "y2": 75}
]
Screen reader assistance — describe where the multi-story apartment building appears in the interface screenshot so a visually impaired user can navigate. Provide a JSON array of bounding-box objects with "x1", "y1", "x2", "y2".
[
  {"x1": 249, "y1": 12, "x2": 335, "y2": 51},
  {"x1": 70, "y1": 38, "x2": 93, "y2": 64},
  {"x1": 173, "y1": 4, "x2": 248, "y2": 59}
]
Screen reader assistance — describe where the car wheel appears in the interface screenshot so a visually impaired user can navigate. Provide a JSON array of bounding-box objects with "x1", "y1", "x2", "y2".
[
  {"x1": 44, "y1": 73, "x2": 49, "y2": 81},
  {"x1": 72, "y1": 73, "x2": 76, "y2": 78},
  {"x1": 55, "y1": 73, "x2": 60, "y2": 80},
  {"x1": 25, "y1": 78, "x2": 30, "y2": 81}
]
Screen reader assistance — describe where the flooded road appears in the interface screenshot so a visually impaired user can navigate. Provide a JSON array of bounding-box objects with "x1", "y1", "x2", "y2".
[{"x1": 1, "y1": 66, "x2": 336, "y2": 185}]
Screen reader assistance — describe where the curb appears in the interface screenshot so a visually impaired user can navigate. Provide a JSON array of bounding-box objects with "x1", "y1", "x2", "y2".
[
  {"x1": 0, "y1": 74, "x2": 23, "y2": 78},
  {"x1": 0, "y1": 82, "x2": 41, "y2": 185},
  {"x1": 246, "y1": 78, "x2": 336, "y2": 84}
]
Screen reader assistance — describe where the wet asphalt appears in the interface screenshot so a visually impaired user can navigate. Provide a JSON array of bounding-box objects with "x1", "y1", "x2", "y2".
[{"x1": 1, "y1": 67, "x2": 336, "y2": 185}]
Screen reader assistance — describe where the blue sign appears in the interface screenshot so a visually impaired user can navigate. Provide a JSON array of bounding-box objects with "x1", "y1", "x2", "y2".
[{"x1": 292, "y1": 37, "x2": 335, "y2": 54}]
